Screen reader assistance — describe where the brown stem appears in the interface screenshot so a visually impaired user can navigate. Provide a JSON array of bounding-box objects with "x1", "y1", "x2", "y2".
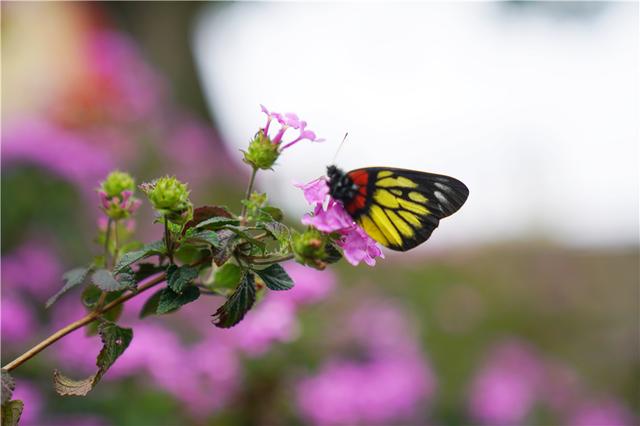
[
  {"x1": 244, "y1": 253, "x2": 294, "y2": 265},
  {"x1": 2, "y1": 273, "x2": 167, "y2": 372}
]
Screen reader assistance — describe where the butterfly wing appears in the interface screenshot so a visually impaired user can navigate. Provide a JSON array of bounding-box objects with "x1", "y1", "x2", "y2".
[{"x1": 345, "y1": 167, "x2": 469, "y2": 251}]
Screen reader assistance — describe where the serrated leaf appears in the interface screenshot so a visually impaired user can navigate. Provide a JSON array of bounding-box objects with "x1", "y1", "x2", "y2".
[
  {"x1": 46, "y1": 267, "x2": 91, "y2": 308},
  {"x1": 114, "y1": 240, "x2": 165, "y2": 273},
  {"x1": 92, "y1": 269, "x2": 129, "y2": 292},
  {"x1": 261, "y1": 206, "x2": 283, "y2": 221},
  {"x1": 212, "y1": 272, "x2": 256, "y2": 328},
  {"x1": 156, "y1": 286, "x2": 200, "y2": 314},
  {"x1": 166, "y1": 265, "x2": 199, "y2": 293},
  {"x1": 212, "y1": 230, "x2": 240, "y2": 266},
  {"x1": 134, "y1": 263, "x2": 164, "y2": 282},
  {"x1": 1, "y1": 400, "x2": 24, "y2": 426},
  {"x1": 213, "y1": 263, "x2": 242, "y2": 289},
  {"x1": 186, "y1": 229, "x2": 220, "y2": 247},
  {"x1": 254, "y1": 264, "x2": 294, "y2": 291},
  {"x1": 115, "y1": 267, "x2": 137, "y2": 290},
  {"x1": 1, "y1": 370, "x2": 15, "y2": 404},
  {"x1": 139, "y1": 290, "x2": 163, "y2": 318},
  {"x1": 54, "y1": 321, "x2": 133, "y2": 397},
  {"x1": 195, "y1": 216, "x2": 240, "y2": 230},
  {"x1": 183, "y1": 206, "x2": 234, "y2": 233},
  {"x1": 81, "y1": 285, "x2": 102, "y2": 309},
  {"x1": 223, "y1": 226, "x2": 266, "y2": 250}
]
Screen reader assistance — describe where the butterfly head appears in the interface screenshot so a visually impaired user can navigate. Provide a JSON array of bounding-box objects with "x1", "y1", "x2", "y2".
[{"x1": 326, "y1": 165, "x2": 359, "y2": 203}]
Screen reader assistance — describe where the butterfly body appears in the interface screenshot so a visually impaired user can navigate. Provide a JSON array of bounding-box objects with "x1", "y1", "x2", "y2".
[{"x1": 327, "y1": 165, "x2": 469, "y2": 252}]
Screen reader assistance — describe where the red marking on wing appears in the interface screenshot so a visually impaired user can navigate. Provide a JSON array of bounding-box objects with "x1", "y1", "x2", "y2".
[
  {"x1": 348, "y1": 170, "x2": 369, "y2": 187},
  {"x1": 346, "y1": 195, "x2": 367, "y2": 215}
]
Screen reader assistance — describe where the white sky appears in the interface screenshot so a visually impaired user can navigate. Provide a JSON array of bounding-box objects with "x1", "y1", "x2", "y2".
[{"x1": 193, "y1": 2, "x2": 638, "y2": 249}]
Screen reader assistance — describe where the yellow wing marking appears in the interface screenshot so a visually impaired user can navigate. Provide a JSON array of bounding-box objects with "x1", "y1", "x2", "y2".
[
  {"x1": 377, "y1": 176, "x2": 418, "y2": 189},
  {"x1": 385, "y1": 209, "x2": 414, "y2": 237},
  {"x1": 359, "y1": 215, "x2": 389, "y2": 246},
  {"x1": 377, "y1": 171, "x2": 393, "y2": 178},
  {"x1": 398, "y1": 198, "x2": 430, "y2": 215},
  {"x1": 390, "y1": 189, "x2": 402, "y2": 196},
  {"x1": 370, "y1": 204, "x2": 403, "y2": 246},
  {"x1": 408, "y1": 191, "x2": 428, "y2": 203},
  {"x1": 373, "y1": 189, "x2": 400, "y2": 208},
  {"x1": 399, "y1": 210, "x2": 421, "y2": 227}
]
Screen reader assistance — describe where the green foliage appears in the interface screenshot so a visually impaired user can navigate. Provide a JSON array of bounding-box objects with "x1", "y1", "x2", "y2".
[
  {"x1": 139, "y1": 290, "x2": 163, "y2": 318},
  {"x1": 1, "y1": 400, "x2": 23, "y2": 426},
  {"x1": 156, "y1": 286, "x2": 200, "y2": 314},
  {"x1": 141, "y1": 176, "x2": 192, "y2": 223},
  {"x1": 46, "y1": 266, "x2": 91, "y2": 308},
  {"x1": 194, "y1": 216, "x2": 240, "y2": 230},
  {"x1": 53, "y1": 321, "x2": 133, "y2": 397},
  {"x1": 212, "y1": 272, "x2": 257, "y2": 328},
  {"x1": 213, "y1": 263, "x2": 243, "y2": 289},
  {"x1": 92, "y1": 269, "x2": 131, "y2": 292},
  {"x1": 166, "y1": 265, "x2": 199, "y2": 293},
  {"x1": 114, "y1": 241, "x2": 165, "y2": 274},
  {"x1": 1, "y1": 370, "x2": 15, "y2": 404},
  {"x1": 254, "y1": 264, "x2": 294, "y2": 291},
  {"x1": 184, "y1": 229, "x2": 220, "y2": 247}
]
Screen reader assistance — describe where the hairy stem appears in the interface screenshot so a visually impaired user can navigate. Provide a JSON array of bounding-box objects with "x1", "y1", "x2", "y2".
[
  {"x1": 164, "y1": 216, "x2": 174, "y2": 264},
  {"x1": 240, "y1": 167, "x2": 258, "y2": 222},
  {"x1": 245, "y1": 253, "x2": 294, "y2": 265},
  {"x1": 2, "y1": 273, "x2": 167, "y2": 372}
]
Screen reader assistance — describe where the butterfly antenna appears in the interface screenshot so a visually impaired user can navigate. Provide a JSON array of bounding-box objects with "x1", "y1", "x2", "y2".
[{"x1": 331, "y1": 132, "x2": 349, "y2": 165}]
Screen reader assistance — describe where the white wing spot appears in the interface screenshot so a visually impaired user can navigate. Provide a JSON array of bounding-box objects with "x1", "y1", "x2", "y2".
[
  {"x1": 435, "y1": 190, "x2": 448, "y2": 204},
  {"x1": 434, "y1": 182, "x2": 449, "y2": 192}
]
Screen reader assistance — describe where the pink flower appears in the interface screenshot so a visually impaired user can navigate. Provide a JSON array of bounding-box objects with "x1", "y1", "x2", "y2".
[
  {"x1": 259, "y1": 105, "x2": 323, "y2": 150},
  {"x1": 568, "y1": 399, "x2": 635, "y2": 426},
  {"x1": 297, "y1": 178, "x2": 384, "y2": 266}
]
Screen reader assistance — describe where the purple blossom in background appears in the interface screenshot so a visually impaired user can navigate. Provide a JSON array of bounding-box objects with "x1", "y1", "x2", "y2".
[
  {"x1": 276, "y1": 262, "x2": 336, "y2": 306},
  {"x1": 1, "y1": 295, "x2": 37, "y2": 346},
  {"x1": 468, "y1": 340, "x2": 543, "y2": 426},
  {"x1": 87, "y1": 30, "x2": 165, "y2": 122},
  {"x1": 296, "y1": 299, "x2": 435, "y2": 425},
  {"x1": 259, "y1": 105, "x2": 323, "y2": 150},
  {"x1": 568, "y1": 399, "x2": 635, "y2": 426},
  {"x1": 2, "y1": 118, "x2": 114, "y2": 193},
  {"x1": 297, "y1": 178, "x2": 384, "y2": 266},
  {"x1": 12, "y1": 380, "x2": 43, "y2": 426},
  {"x1": 1, "y1": 240, "x2": 62, "y2": 299}
]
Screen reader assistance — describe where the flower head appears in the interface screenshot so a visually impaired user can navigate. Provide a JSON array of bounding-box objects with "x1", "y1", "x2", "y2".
[
  {"x1": 140, "y1": 176, "x2": 192, "y2": 223},
  {"x1": 98, "y1": 171, "x2": 141, "y2": 220},
  {"x1": 296, "y1": 177, "x2": 384, "y2": 266},
  {"x1": 244, "y1": 105, "x2": 323, "y2": 170}
]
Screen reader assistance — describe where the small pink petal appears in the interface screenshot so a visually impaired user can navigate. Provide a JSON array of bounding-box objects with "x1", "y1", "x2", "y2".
[{"x1": 295, "y1": 178, "x2": 329, "y2": 204}]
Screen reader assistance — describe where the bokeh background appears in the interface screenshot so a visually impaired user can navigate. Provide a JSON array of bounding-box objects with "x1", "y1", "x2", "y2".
[{"x1": 2, "y1": 2, "x2": 638, "y2": 426}]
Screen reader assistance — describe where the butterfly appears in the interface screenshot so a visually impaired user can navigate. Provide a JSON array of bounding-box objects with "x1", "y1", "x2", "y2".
[{"x1": 327, "y1": 165, "x2": 469, "y2": 251}]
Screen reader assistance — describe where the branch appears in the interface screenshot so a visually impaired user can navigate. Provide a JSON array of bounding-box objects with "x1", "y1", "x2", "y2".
[{"x1": 2, "y1": 272, "x2": 167, "y2": 372}]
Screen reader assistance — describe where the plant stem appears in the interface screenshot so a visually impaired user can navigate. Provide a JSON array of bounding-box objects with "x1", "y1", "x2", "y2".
[
  {"x1": 164, "y1": 216, "x2": 174, "y2": 264},
  {"x1": 103, "y1": 218, "x2": 112, "y2": 268},
  {"x1": 240, "y1": 167, "x2": 258, "y2": 222},
  {"x1": 2, "y1": 273, "x2": 167, "y2": 373},
  {"x1": 96, "y1": 218, "x2": 115, "y2": 311}
]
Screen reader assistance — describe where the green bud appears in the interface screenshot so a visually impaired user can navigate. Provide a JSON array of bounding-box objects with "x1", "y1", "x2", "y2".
[
  {"x1": 292, "y1": 228, "x2": 328, "y2": 270},
  {"x1": 243, "y1": 130, "x2": 280, "y2": 170},
  {"x1": 141, "y1": 176, "x2": 192, "y2": 223},
  {"x1": 101, "y1": 171, "x2": 135, "y2": 198}
]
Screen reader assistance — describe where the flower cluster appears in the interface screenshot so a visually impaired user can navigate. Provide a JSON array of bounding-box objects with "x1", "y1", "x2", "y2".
[
  {"x1": 243, "y1": 105, "x2": 323, "y2": 170},
  {"x1": 140, "y1": 175, "x2": 192, "y2": 224},
  {"x1": 97, "y1": 171, "x2": 141, "y2": 220},
  {"x1": 296, "y1": 178, "x2": 384, "y2": 266}
]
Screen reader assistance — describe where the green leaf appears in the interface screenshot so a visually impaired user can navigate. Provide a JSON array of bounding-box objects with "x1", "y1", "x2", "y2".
[
  {"x1": 182, "y1": 205, "x2": 234, "y2": 232},
  {"x1": 1, "y1": 400, "x2": 24, "y2": 426},
  {"x1": 166, "y1": 265, "x2": 199, "y2": 293},
  {"x1": 156, "y1": 286, "x2": 200, "y2": 314},
  {"x1": 261, "y1": 206, "x2": 283, "y2": 221},
  {"x1": 1, "y1": 370, "x2": 15, "y2": 404},
  {"x1": 115, "y1": 267, "x2": 137, "y2": 290},
  {"x1": 53, "y1": 321, "x2": 133, "y2": 397},
  {"x1": 92, "y1": 269, "x2": 129, "y2": 292},
  {"x1": 139, "y1": 290, "x2": 163, "y2": 318},
  {"x1": 81, "y1": 285, "x2": 102, "y2": 309},
  {"x1": 195, "y1": 216, "x2": 240, "y2": 230},
  {"x1": 134, "y1": 263, "x2": 164, "y2": 282},
  {"x1": 185, "y1": 229, "x2": 220, "y2": 247},
  {"x1": 46, "y1": 267, "x2": 91, "y2": 308},
  {"x1": 212, "y1": 230, "x2": 240, "y2": 266},
  {"x1": 114, "y1": 240, "x2": 165, "y2": 273},
  {"x1": 213, "y1": 263, "x2": 242, "y2": 289},
  {"x1": 254, "y1": 264, "x2": 294, "y2": 291},
  {"x1": 223, "y1": 225, "x2": 266, "y2": 250},
  {"x1": 212, "y1": 272, "x2": 256, "y2": 328}
]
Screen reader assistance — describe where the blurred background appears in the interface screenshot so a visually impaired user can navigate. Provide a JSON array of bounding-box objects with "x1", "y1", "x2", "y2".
[{"x1": 1, "y1": 2, "x2": 638, "y2": 426}]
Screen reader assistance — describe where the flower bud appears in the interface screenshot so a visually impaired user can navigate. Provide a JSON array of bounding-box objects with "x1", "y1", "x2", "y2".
[
  {"x1": 243, "y1": 130, "x2": 280, "y2": 170},
  {"x1": 292, "y1": 228, "x2": 328, "y2": 270},
  {"x1": 140, "y1": 176, "x2": 192, "y2": 223},
  {"x1": 101, "y1": 171, "x2": 135, "y2": 198}
]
